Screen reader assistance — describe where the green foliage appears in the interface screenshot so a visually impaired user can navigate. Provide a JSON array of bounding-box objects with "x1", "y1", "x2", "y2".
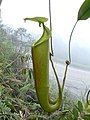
[
  {"x1": 64, "y1": 100, "x2": 90, "y2": 120},
  {"x1": 0, "y1": 100, "x2": 20, "y2": 120},
  {"x1": 1, "y1": 0, "x2": 90, "y2": 119},
  {"x1": 73, "y1": 107, "x2": 78, "y2": 119},
  {"x1": 0, "y1": 21, "x2": 39, "y2": 119},
  {"x1": 77, "y1": 101, "x2": 83, "y2": 113},
  {"x1": 78, "y1": 0, "x2": 90, "y2": 20}
]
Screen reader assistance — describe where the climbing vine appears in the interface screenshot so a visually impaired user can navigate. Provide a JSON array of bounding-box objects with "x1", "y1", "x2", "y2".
[{"x1": 24, "y1": 0, "x2": 90, "y2": 112}]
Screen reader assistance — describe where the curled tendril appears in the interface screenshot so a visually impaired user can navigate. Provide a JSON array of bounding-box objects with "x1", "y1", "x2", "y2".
[{"x1": 86, "y1": 90, "x2": 90, "y2": 105}]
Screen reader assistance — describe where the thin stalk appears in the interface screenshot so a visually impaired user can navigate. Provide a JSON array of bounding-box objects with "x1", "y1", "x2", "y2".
[
  {"x1": 49, "y1": 0, "x2": 53, "y2": 56},
  {"x1": 62, "y1": 21, "x2": 78, "y2": 91},
  {"x1": 50, "y1": 54, "x2": 61, "y2": 91},
  {"x1": 62, "y1": 61, "x2": 70, "y2": 92},
  {"x1": 68, "y1": 21, "x2": 78, "y2": 63}
]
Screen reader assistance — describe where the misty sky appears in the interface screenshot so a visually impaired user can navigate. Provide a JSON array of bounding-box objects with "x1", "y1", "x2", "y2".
[
  {"x1": 1, "y1": 0, "x2": 90, "y2": 59},
  {"x1": 1, "y1": 0, "x2": 90, "y2": 42},
  {"x1": 0, "y1": 0, "x2": 88, "y2": 39}
]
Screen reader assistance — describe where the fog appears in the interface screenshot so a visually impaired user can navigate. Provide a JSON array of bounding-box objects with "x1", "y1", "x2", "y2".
[
  {"x1": 53, "y1": 32, "x2": 90, "y2": 71},
  {"x1": 1, "y1": 0, "x2": 90, "y2": 70}
]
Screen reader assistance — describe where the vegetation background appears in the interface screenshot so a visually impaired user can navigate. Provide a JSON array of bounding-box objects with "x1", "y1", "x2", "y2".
[{"x1": 0, "y1": 0, "x2": 90, "y2": 119}]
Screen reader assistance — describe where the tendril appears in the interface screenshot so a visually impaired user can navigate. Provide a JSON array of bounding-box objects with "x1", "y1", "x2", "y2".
[{"x1": 86, "y1": 90, "x2": 90, "y2": 105}]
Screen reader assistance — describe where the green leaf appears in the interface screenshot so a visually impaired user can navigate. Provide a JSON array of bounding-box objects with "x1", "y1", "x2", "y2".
[
  {"x1": 62, "y1": 110, "x2": 69, "y2": 113},
  {"x1": 4, "y1": 100, "x2": 16, "y2": 112},
  {"x1": 24, "y1": 17, "x2": 48, "y2": 23},
  {"x1": 84, "y1": 114, "x2": 90, "y2": 120},
  {"x1": 86, "y1": 108, "x2": 90, "y2": 113},
  {"x1": 20, "y1": 83, "x2": 31, "y2": 95},
  {"x1": 31, "y1": 103, "x2": 41, "y2": 110},
  {"x1": 12, "y1": 113, "x2": 20, "y2": 120},
  {"x1": 78, "y1": 101, "x2": 83, "y2": 113},
  {"x1": 0, "y1": 63, "x2": 3, "y2": 67},
  {"x1": 0, "y1": 84, "x2": 4, "y2": 96},
  {"x1": 78, "y1": 0, "x2": 90, "y2": 20},
  {"x1": 73, "y1": 107, "x2": 78, "y2": 119}
]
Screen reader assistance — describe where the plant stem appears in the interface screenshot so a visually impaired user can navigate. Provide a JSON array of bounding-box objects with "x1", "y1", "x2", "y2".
[
  {"x1": 50, "y1": 54, "x2": 61, "y2": 91},
  {"x1": 49, "y1": 0, "x2": 54, "y2": 56},
  {"x1": 68, "y1": 21, "x2": 78, "y2": 63},
  {"x1": 62, "y1": 60, "x2": 70, "y2": 92},
  {"x1": 4, "y1": 54, "x2": 20, "y2": 69}
]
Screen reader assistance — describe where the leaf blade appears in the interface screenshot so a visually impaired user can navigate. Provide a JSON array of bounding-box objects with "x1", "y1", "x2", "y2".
[
  {"x1": 73, "y1": 107, "x2": 79, "y2": 119},
  {"x1": 78, "y1": 101, "x2": 83, "y2": 113},
  {"x1": 78, "y1": 0, "x2": 90, "y2": 20}
]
